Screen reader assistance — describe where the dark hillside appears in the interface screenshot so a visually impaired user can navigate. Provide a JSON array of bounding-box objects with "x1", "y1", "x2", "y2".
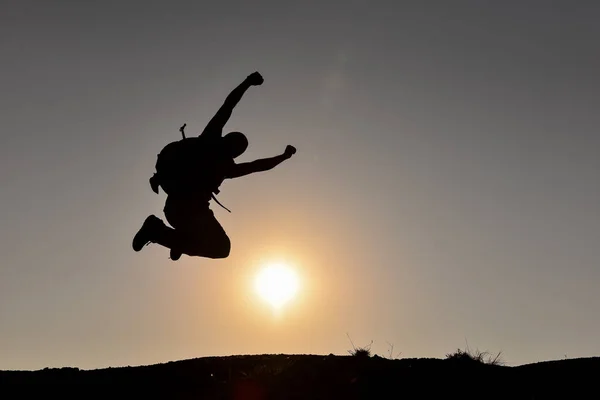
[{"x1": 1, "y1": 354, "x2": 597, "y2": 399}]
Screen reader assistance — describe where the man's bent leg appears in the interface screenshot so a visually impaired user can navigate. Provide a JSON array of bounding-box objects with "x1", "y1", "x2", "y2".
[
  {"x1": 187, "y1": 226, "x2": 231, "y2": 259},
  {"x1": 191, "y1": 209, "x2": 231, "y2": 259},
  {"x1": 166, "y1": 207, "x2": 231, "y2": 259}
]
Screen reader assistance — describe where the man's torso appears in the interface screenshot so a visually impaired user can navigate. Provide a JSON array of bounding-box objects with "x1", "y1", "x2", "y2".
[{"x1": 164, "y1": 136, "x2": 234, "y2": 211}]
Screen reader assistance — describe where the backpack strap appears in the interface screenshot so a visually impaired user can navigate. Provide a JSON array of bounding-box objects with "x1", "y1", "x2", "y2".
[{"x1": 211, "y1": 193, "x2": 231, "y2": 213}]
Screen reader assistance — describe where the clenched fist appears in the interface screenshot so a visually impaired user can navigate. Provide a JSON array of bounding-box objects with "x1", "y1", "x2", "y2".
[
  {"x1": 246, "y1": 71, "x2": 264, "y2": 86},
  {"x1": 284, "y1": 145, "x2": 297, "y2": 158}
]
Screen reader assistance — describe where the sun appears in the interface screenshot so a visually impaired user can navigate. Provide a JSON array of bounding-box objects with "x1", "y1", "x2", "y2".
[{"x1": 254, "y1": 263, "x2": 299, "y2": 310}]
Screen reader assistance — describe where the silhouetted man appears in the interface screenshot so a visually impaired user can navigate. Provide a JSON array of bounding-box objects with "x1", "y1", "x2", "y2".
[{"x1": 132, "y1": 71, "x2": 296, "y2": 260}]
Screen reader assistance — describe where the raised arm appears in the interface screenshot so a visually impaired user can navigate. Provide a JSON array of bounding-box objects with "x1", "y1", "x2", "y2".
[
  {"x1": 200, "y1": 72, "x2": 264, "y2": 139},
  {"x1": 226, "y1": 145, "x2": 296, "y2": 179}
]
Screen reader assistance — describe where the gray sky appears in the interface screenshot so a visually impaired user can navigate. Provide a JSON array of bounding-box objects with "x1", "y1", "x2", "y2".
[{"x1": 1, "y1": 0, "x2": 599, "y2": 370}]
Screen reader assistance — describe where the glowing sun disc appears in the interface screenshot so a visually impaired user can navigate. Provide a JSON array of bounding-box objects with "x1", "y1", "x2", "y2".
[{"x1": 255, "y1": 263, "x2": 299, "y2": 309}]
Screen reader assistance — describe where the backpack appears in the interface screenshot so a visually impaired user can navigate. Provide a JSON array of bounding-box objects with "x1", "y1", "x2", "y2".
[{"x1": 149, "y1": 124, "x2": 231, "y2": 212}]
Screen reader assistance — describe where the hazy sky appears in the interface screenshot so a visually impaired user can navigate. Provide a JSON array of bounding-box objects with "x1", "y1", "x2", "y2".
[{"x1": 1, "y1": 0, "x2": 599, "y2": 370}]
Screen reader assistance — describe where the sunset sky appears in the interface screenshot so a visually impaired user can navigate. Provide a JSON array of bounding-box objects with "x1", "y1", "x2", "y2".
[{"x1": 1, "y1": 1, "x2": 599, "y2": 370}]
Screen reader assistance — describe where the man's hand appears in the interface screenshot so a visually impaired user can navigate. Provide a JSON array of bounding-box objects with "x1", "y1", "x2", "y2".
[
  {"x1": 246, "y1": 71, "x2": 264, "y2": 86},
  {"x1": 284, "y1": 145, "x2": 296, "y2": 159}
]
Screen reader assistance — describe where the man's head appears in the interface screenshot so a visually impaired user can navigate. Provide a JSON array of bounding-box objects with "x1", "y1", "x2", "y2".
[{"x1": 223, "y1": 131, "x2": 249, "y2": 158}]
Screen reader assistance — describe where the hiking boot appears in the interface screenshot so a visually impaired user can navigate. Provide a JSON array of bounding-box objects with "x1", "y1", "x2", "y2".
[
  {"x1": 170, "y1": 248, "x2": 183, "y2": 261},
  {"x1": 132, "y1": 215, "x2": 164, "y2": 251}
]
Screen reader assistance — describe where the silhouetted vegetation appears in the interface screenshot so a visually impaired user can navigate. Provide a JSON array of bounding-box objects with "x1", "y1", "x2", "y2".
[
  {"x1": 445, "y1": 348, "x2": 505, "y2": 366},
  {"x1": 346, "y1": 334, "x2": 372, "y2": 358}
]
